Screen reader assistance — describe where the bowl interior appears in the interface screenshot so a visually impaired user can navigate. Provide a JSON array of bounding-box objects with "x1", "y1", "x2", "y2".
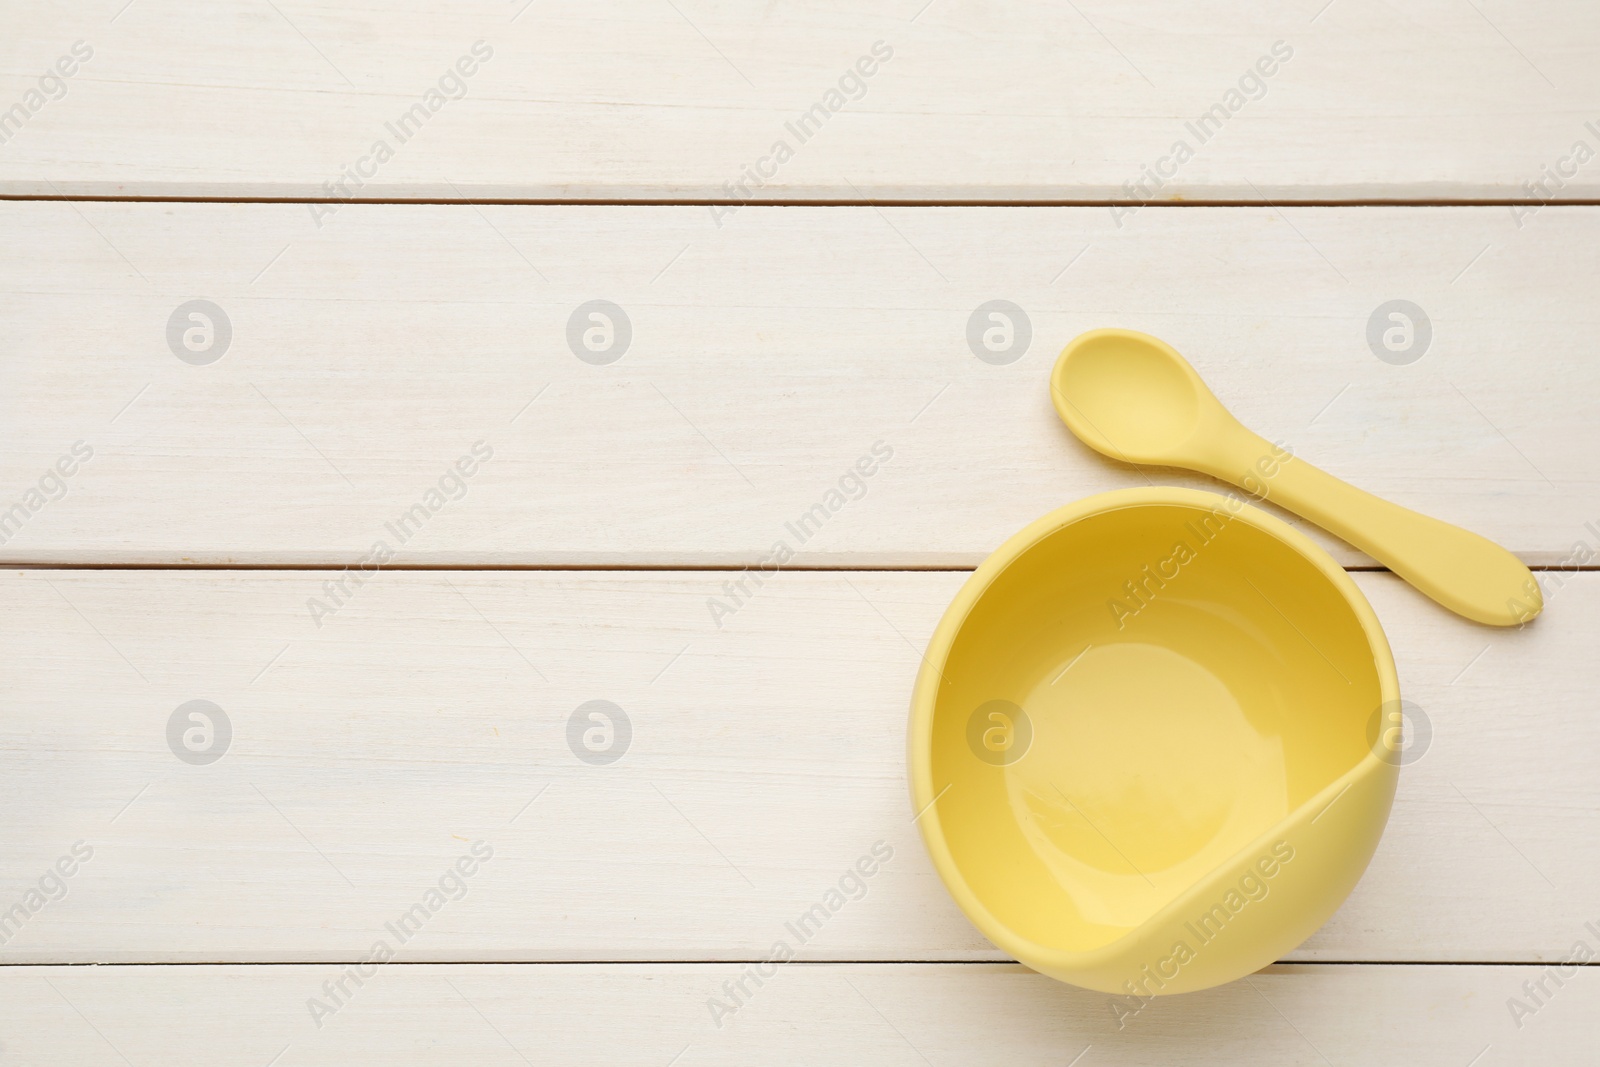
[{"x1": 929, "y1": 500, "x2": 1383, "y2": 955}]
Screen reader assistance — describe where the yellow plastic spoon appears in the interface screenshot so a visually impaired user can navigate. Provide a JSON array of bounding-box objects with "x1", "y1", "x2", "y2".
[{"x1": 1051, "y1": 329, "x2": 1542, "y2": 627}]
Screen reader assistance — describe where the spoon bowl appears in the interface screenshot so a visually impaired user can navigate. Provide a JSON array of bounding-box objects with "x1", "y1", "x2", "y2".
[{"x1": 1051, "y1": 330, "x2": 1212, "y2": 464}]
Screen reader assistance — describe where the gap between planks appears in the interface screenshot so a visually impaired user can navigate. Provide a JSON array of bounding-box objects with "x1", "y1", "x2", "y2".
[
  {"x1": 5, "y1": 196, "x2": 1600, "y2": 208},
  {"x1": 0, "y1": 563, "x2": 1588, "y2": 572},
  {"x1": 2, "y1": 959, "x2": 1597, "y2": 968}
]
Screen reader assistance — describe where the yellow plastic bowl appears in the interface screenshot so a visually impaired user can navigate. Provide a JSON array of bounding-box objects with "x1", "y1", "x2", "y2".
[{"x1": 909, "y1": 487, "x2": 1400, "y2": 996}]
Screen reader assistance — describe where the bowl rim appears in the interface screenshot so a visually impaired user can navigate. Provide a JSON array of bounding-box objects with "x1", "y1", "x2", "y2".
[{"x1": 907, "y1": 485, "x2": 1401, "y2": 973}]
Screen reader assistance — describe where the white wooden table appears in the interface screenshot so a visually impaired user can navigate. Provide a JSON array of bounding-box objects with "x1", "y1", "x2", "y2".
[{"x1": 3, "y1": 2, "x2": 1598, "y2": 1063}]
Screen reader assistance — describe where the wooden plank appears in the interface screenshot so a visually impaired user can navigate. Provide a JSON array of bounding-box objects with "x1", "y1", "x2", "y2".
[
  {"x1": 1, "y1": 568, "x2": 1594, "y2": 963},
  {"x1": 3, "y1": 2, "x2": 1599, "y2": 200},
  {"x1": 4, "y1": 963, "x2": 1593, "y2": 1064},
  {"x1": 1, "y1": 202, "x2": 1594, "y2": 566}
]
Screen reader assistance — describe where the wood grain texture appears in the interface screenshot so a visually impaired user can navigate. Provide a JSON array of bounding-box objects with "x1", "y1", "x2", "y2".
[
  {"x1": 1, "y1": 202, "x2": 1593, "y2": 566},
  {"x1": 4, "y1": 963, "x2": 1594, "y2": 1064},
  {"x1": 2, "y1": 1, "x2": 1599, "y2": 200},
  {"x1": 5, "y1": 3, "x2": 1595, "y2": 1057},
  {"x1": 1, "y1": 568, "x2": 1593, "y2": 964}
]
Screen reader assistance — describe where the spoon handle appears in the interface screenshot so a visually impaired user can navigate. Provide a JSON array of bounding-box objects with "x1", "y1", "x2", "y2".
[{"x1": 1204, "y1": 430, "x2": 1542, "y2": 627}]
